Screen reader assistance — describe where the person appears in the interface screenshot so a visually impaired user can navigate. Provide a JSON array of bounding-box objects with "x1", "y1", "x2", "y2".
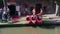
[
  {"x1": 30, "y1": 7, "x2": 34, "y2": 15},
  {"x1": 43, "y1": 6, "x2": 47, "y2": 14},
  {"x1": 23, "y1": 3, "x2": 30, "y2": 16},
  {"x1": 31, "y1": 3, "x2": 43, "y2": 24},
  {"x1": 0, "y1": 8, "x2": 3, "y2": 22},
  {"x1": 2, "y1": 7, "x2": 8, "y2": 22},
  {"x1": 32, "y1": 4, "x2": 43, "y2": 18},
  {"x1": 8, "y1": 5, "x2": 16, "y2": 22}
]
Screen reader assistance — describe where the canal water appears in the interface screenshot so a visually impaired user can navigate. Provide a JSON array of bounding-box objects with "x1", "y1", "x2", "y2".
[{"x1": 0, "y1": 26, "x2": 60, "y2": 34}]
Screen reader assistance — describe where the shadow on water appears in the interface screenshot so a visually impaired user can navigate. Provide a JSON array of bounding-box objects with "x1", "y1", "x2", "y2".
[
  {"x1": 0, "y1": 24, "x2": 56, "y2": 29},
  {"x1": 38, "y1": 25, "x2": 55, "y2": 29}
]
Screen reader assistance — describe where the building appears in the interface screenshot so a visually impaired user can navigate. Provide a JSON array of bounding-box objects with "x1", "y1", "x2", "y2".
[{"x1": 0, "y1": 0, "x2": 56, "y2": 14}]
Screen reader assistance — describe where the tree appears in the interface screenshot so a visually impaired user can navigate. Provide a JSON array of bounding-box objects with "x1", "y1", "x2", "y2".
[{"x1": 0, "y1": 1, "x2": 4, "y2": 8}]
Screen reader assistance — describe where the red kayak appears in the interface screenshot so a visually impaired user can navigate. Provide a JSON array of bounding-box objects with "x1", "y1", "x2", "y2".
[
  {"x1": 31, "y1": 15, "x2": 37, "y2": 24},
  {"x1": 12, "y1": 16, "x2": 19, "y2": 23},
  {"x1": 26, "y1": 15, "x2": 31, "y2": 24},
  {"x1": 36, "y1": 16, "x2": 42, "y2": 25}
]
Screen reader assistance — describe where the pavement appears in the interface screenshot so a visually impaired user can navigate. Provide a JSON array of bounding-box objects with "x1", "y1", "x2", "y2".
[
  {"x1": 20, "y1": 14, "x2": 60, "y2": 22},
  {"x1": 42, "y1": 14, "x2": 60, "y2": 23}
]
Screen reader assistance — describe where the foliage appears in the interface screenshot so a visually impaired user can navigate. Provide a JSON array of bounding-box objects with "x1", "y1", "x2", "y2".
[{"x1": 55, "y1": 0, "x2": 60, "y2": 5}]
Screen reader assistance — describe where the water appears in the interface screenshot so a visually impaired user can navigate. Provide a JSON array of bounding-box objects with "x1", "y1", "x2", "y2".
[{"x1": 0, "y1": 26, "x2": 60, "y2": 34}]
